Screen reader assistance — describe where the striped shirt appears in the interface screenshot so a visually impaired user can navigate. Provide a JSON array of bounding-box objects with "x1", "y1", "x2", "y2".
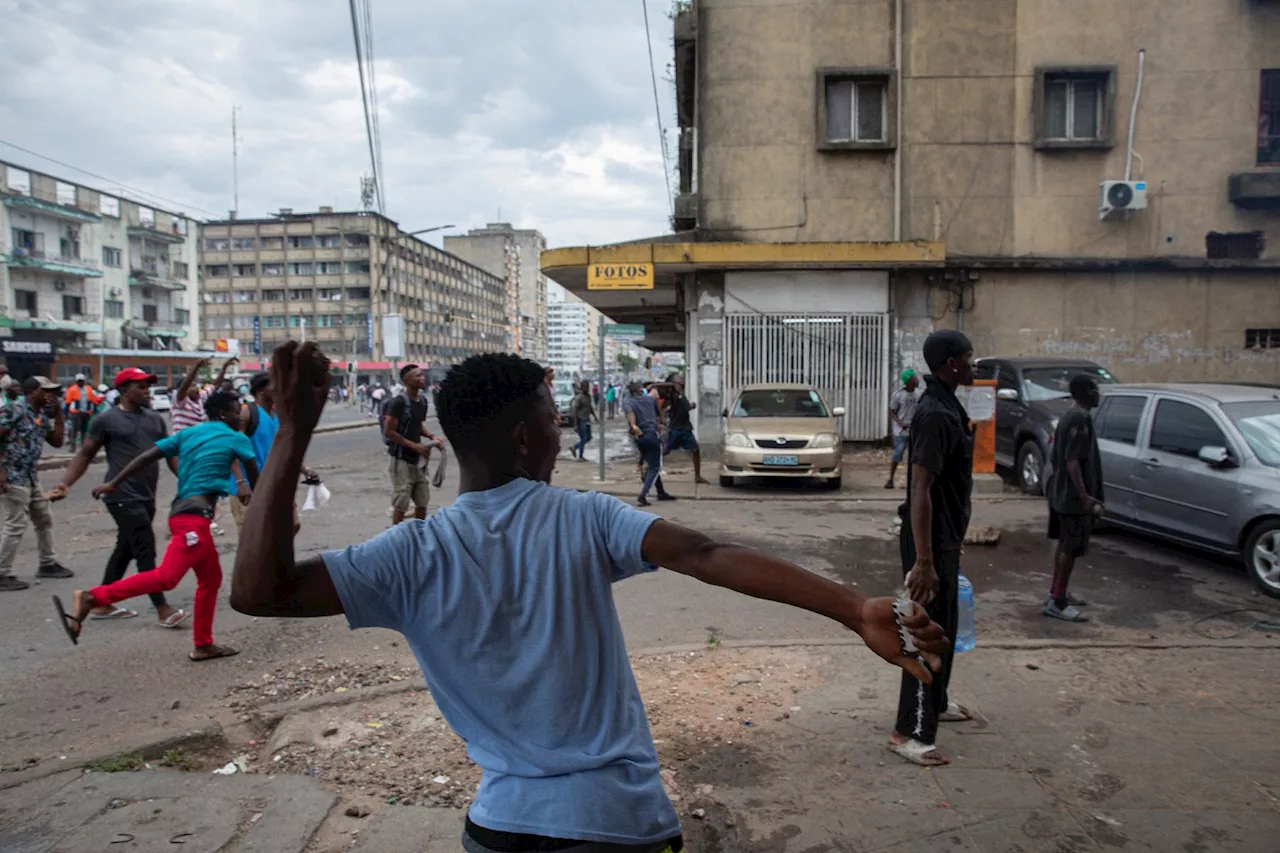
[{"x1": 171, "y1": 391, "x2": 207, "y2": 432}]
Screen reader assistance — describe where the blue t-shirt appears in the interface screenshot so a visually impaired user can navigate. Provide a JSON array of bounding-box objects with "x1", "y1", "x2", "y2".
[
  {"x1": 229, "y1": 404, "x2": 280, "y2": 493},
  {"x1": 624, "y1": 394, "x2": 661, "y2": 437},
  {"x1": 322, "y1": 479, "x2": 680, "y2": 845},
  {"x1": 155, "y1": 420, "x2": 256, "y2": 500}
]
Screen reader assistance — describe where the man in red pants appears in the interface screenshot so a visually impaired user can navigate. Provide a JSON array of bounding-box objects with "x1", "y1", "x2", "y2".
[{"x1": 53, "y1": 391, "x2": 258, "y2": 661}]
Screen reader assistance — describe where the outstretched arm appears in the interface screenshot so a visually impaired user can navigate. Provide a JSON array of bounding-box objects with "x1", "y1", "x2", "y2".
[
  {"x1": 92, "y1": 447, "x2": 165, "y2": 499},
  {"x1": 642, "y1": 520, "x2": 947, "y2": 682},
  {"x1": 231, "y1": 342, "x2": 342, "y2": 618}
]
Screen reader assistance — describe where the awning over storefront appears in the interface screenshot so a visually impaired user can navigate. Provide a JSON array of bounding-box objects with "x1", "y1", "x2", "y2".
[{"x1": 541, "y1": 239, "x2": 945, "y2": 351}]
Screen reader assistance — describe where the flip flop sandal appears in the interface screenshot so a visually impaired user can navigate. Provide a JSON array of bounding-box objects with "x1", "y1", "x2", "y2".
[
  {"x1": 939, "y1": 702, "x2": 974, "y2": 723},
  {"x1": 90, "y1": 606, "x2": 137, "y2": 621},
  {"x1": 887, "y1": 738, "x2": 949, "y2": 767},
  {"x1": 160, "y1": 609, "x2": 190, "y2": 629},
  {"x1": 189, "y1": 645, "x2": 239, "y2": 662},
  {"x1": 52, "y1": 595, "x2": 83, "y2": 646},
  {"x1": 1043, "y1": 602, "x2": 1090, "y2": 622}
]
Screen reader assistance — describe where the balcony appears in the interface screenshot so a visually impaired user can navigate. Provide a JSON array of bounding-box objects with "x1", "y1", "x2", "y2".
[
  {"x1": 128, "y1": 318, "x2": 188, "y2": 339},
  {"x1": 3, "y1": 194, "x2": 101, "y2": 224},
  {"x1": 128, "y1": 264, "x2": 188, "y2": 291},
  {"x1": 4, "y1": 248, "x2": 104, "y2": 278},
  {"x1": 0, "y1": 312, "x2": 102, "y2": 334},
  {"x1": 127, "y1": 223, "x2": 187, "y2": 245}
]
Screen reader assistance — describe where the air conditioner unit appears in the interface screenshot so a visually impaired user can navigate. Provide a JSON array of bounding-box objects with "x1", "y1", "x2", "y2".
[
  {"x1": 54, "y1": 280, "x2": 67, "y2": 292},
  {"x1": 1099, "y1": 180, "x2": 1148, "y2": 220},
  {"x1": 108, "y1": 286, "x2": 123, "y2": 297}
]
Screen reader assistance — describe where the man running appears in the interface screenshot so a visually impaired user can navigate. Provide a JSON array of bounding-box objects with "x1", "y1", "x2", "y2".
[
  {"x1": 48, "y1": 368, "x2": 187, "y2": 628},
  {"x1": 53, "y1": 391, "x2": 258, "y2": 661},
  {"x1": 885, "y1": 369, "x2": 923, "y2": 489},
  {"x1": 383, "y1": 364, "x2": 445, "y2": 524},
  {"x1": 625, "y1": 381, "x2": 673, "y2": 506},
  {"x1": 1044, "y1": 374, "x2": 1104, "y2": 622},
  {"x1": 230, "y1": 343, "x2": 946, "y2": 853},
  {"x1": 570, "y1": 380, "x2": 596, "y2": 460},
  {"x1": 661, "y1": 374, "x2": 708, "y2": 485},
  {"x1": 889, "y1": 330, "x2": 976, "y2": 767}
]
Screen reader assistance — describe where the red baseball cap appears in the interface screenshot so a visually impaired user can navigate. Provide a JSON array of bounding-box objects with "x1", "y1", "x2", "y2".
[{"x1": 114, "y1": 367, "x2": 158, "y2": 387}]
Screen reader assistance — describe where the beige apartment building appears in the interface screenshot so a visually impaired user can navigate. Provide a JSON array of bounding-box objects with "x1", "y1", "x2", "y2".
[
  {"x1": 199, "y1": 210, "x2": 508, "y2": 379},
  {"x1": 444, "y1": 223, "x2": 550, "y2": 364},
  {"x1": 544, "y1": 0, "x2": 1280, "y2": 442}
]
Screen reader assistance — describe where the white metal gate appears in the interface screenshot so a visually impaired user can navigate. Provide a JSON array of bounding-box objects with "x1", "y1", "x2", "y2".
[{"x1": 723, "y1": 312, "x2": 890, "y2": 441}]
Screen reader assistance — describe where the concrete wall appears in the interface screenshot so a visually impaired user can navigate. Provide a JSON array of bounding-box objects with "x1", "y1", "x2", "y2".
[
  {"x1": 725, "y1": 270, "x2": 888, "y2": 313},
  {"x1": 902, "y1": 268, "x2": 1280, "y2": 382},
  {"x1": 696, "y1": 0, "x2": 1280, "y2": 257}
]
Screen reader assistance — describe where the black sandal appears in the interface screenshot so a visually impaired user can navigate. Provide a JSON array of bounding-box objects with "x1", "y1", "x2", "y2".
[{"x1": 52, "y1": 595, "x2": 83, "y2": 646}]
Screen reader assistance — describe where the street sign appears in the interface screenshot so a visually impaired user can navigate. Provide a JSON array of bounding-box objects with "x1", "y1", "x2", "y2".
[
  {"x1": 604, "y1": 323, "x2": 645, "y2": 340},
  {"x1": 588, "y1": 262, "x2": 654, "y2": 290}
]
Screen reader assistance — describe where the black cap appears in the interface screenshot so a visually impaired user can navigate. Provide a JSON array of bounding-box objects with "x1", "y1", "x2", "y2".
[{"x1": 923, "y1": 330, "x2": 973, "y2": 373}]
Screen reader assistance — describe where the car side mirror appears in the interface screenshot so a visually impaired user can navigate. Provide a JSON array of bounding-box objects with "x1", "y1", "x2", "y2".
[
  {"x1": 997, "y1": 388, "x2": 1019, "y2": 401},
  {"x1": 1197, "y1": 446, "x2": 1234, "y2": 468},
  {"x1": 831, "y1": 406, "x2": 846, "y2": 417}
]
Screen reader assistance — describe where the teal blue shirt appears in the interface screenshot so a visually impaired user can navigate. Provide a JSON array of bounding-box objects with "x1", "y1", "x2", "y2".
[{"x1": 154, "y1": 420, "x2": 255, "y2": 500}]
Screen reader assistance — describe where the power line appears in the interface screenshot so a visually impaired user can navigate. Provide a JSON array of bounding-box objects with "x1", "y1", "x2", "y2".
[
  {"x1": 347, "y1": 0, "x2": 384, "y2": 214},
  {"x1": 0, "y1": 137, "x2": 220, "y2": 218},
  {"x1": 640, "y1": 0, "x2": 674, "y2": 219}
]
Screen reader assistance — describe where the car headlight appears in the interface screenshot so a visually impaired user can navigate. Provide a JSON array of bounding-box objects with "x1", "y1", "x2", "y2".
[
  {"x1": 810, "y1": 433, "x2": 839, "y2": 448},
  {"x1": 724, "y1": 431, "x2": 752, "y2": 448},
  {"x1": 1050, "y1": 418, "x2": 1059, "y2": 431}
]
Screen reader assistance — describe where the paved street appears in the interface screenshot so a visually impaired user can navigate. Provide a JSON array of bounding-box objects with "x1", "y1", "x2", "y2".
[{"x1": 2, "y1": 423, "x2": 1279, "y2": 851}]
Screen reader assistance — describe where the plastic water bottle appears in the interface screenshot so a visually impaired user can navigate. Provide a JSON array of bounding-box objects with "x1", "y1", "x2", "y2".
[{"x1": 956, "y1": 575, "x2": 976, "y2": 653}]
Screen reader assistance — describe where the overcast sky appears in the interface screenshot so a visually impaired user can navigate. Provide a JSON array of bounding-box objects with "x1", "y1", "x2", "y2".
[{"x1": 0, "y1": 0, "x2": 676, "y2": 249}]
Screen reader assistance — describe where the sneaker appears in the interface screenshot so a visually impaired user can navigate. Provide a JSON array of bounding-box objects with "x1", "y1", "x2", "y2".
[
  {"x1": 884, "y1": 479, "x2": 895, "y2": 489},
  {"x1": 0, "y1": 575, "x2": 30, "y2": 591},
  {"x1": 637, "y1": 496, "x2": 652, "y2": 507},
  {"x1": 1044, "y1": 593, "x2": 1089, "y2": 608},
  {"x1": 36, "y1": 563, "x2": 74, "y2": 579},
  {"x1": 1043, "y1": 600, "x2": 1089, "y2": 622},
  {"x1": 657, "y1": 493, "x2": 678, "y2": 501}
]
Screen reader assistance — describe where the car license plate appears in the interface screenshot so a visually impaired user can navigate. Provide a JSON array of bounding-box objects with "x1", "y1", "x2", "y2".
[{"x1": 762, "y1": 455, "x2": 800, "y2": 466}]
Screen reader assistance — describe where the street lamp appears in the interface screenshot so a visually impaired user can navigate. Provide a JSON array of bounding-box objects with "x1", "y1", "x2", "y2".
[{"x1": 407, "y1": 224, "x2": 455, "y2": 237}]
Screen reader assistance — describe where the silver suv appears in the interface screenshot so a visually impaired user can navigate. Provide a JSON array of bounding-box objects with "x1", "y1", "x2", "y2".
[{"x1": 1095, "y1": 384, "x2": 1280, "y2": 597}]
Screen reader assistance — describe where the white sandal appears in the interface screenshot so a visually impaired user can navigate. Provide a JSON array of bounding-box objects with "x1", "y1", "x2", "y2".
[
  {"x1": 159, "y1": 609, "x2": 189, "y2": 629},
  {"x1": 90, "y1": 606, "x2": 137, "y2": 620},
  {"x1": 888, "y1": 738, "x2": 950, "y2": 766}
]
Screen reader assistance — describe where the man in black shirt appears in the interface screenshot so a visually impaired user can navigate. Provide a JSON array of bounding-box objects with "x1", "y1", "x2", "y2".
[
  {"x1": 383, "y1": 364, "x2": 444, "y2": 524},
  {"x1": 49, "y1": 368, "x2": 186, "y2": 627},
  {"x1": 661, "y1": 374, "x2": 709, "y2": 485},
  {"x1": 1044, "y1": 375, "x2": 1103, "y2": 623},
  {"x1": 890, "y1": 330, "x2": 975, "y2": 766}
]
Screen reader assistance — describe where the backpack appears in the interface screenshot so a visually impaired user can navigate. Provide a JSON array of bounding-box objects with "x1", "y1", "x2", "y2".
[{"x1": 381, "y1": 393, "x2": 417, "y2": 447}]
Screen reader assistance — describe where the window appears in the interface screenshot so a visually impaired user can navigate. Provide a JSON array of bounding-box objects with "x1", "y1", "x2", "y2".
[
  {"x1": 1261, "y1": 70, "x2": 1280, "y2": 165},
  {"x1": 287, "y1": 235, "x2": 313, "y2": 249},
  {"x1": 59, "y1": 235, "x2": 81, "y2": 260},
  {"x1": 140, "y1": 287, "x2": 154, "y2": 299},
  {"x1": 14, "y1": 290, "x2": 37, "y2": 314},
  {"x1": 99, "y1": 195, "x2": 120, "y2": 217},
  {"x1": 317, "y1": 288, "x2": 344, "y2": 301},
  {"x1": 1245, "y1": 328, "x2": 1280, "y2": 349},
  {"x1": 261, "y1": 236, "x2": 284, "y2": 250},
  {"x1": 205, "y1": 291, "x2": 230, "y2": 304},
  {"x1": 204, "y1": 238, "x2": 230, "y2": 251},
  {"x1": 62, "y1": 295, "x2": 85, "y2": 318},
  {"x1": 1097, "y1": 395, "x2": 1146, "y2": 445},
  {"x1": 233, "y1": 263, "x2": 257, "y2": 277},
  {"x1": 262, "y1": 289, "x2": 285, "y2": 301},
  {"x1": 1206, "y1": 231, "x2": 1264, "y2": 260},
  {"x1": 232, "y1": 237, "x2": 257, "y2": 250},
  {"x1": 6, "y1": 167, "x2": 30, "y2": 195},
  {"x1": 316, "y1": 314, "x2": 343, "y2": 327},
  {"x1": 822, "y1": 75, "x2": 888, "y2": 145},
  {"x1": 264, "y1": 315, "x2": 286, "y2": 328},
  {"x1": 316, "y1": 262, "x2": 342, "y2": 275},
  {"x1": 102, "y1": 246, "x2": 122, "y2": 267},
  {"x1": 11, "y1": 228, "x2": 40, "y2": 253},
  {"x1": 316, "y1": 235, "x2": 342, "y2": 248},
  {"x1": 173, "y1": 262, "x2": 189, "y2": 278},
  {"x1": 345, "y1": 287, "x2": 370, "y2": 299},
  {"x1": 105, "y1": 300, "x2": 124, "y2": 318},
  {"x1": 1149, "y1": 400, "x2": 1228, "y2": 459},
  {"x1": 261, "y1": 263, "x2": 284, "y2": 276},
  {"x1": 288, "y1": 263, "x2": 313, "y2": 276},
  {"x1": 205, "y1": 316, "x2": 232, "y2": 330},
  {"x1": 142, "y1": 305, "x2": 159, "y2": 322},
  {"x1": 207, "y1": 264, "x2": 229, "y2": 277},
  {"x1": 174, "y1": 309, "x2": 190, "y2": 325},
  {"x1": 344, "y1": 260, "x2": 370, "y2": 274},
  {"x1": 233, "y1": 290, "x2": 256, "y2": 303},
  {"x1": 138, "y1": 207, "x2": 155, "y2": 227},
  {"x1": 232, "y1": 315, "x2": 255, "y2": 330},
  {"x1": 1035, "y1": 68, "x2": 1113, "y2": 148},
  {"x1": 289, "y1": 288, "x2": 314, "y2": 300},
  {"x1": 344, "y1": 234, "x2": 369, "y2": 248},
  {"x1": 1224, "y1": 402, "x2": 1280, "y2": 467},
  {"x1": 55, "y1": 181, "x2": 77, "y2": 206}
]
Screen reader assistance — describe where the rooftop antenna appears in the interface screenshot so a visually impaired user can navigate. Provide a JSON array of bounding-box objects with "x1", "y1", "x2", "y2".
[
  {"x1": 360, "y1": 175, "x2": 377, "y2": 211},
  {"x1": 231, "y1": 106, "x2": 241, "y2": 219}
]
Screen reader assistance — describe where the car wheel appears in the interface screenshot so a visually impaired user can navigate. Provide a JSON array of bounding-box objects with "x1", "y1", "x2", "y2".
[
  {"x1": 719, "y1": 475, "x2": 734, "y2": 488},
  {"x1": 825, "y1": 476, "x2": 842, "y2": 491},
  {"x1": 1016, "y1": 442, "x2": 1045, "y2": 496},
  {"x1": 1244, "y1": 520, "x2": 1280, "y2": 599}
]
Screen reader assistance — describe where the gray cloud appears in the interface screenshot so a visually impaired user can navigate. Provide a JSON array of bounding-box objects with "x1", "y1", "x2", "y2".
[{"x1": 0, "y1": 0, "x2": 676, "y2": 247}]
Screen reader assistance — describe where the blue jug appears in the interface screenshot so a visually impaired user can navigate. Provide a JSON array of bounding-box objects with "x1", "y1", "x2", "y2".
[{"x1": 956, "y1": 575, "x2": 976, "y2": 653}]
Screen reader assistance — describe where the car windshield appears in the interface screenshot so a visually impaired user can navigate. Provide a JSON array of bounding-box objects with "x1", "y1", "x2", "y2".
[
  {"x1": 151, "y1": 387, "x2": 170, "y2": 396},
  {"x1": 1223, "y1": 401, "x2": 1280, "y2": 467},
  {"x1": 732, "y1": 389, "x2": 828, "y2": 417},
  {"x1": 1021, "y1": 366, "x2": 1118, "y2": 402}
]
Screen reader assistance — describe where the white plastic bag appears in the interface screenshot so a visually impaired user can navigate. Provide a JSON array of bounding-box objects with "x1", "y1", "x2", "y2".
[{"x1": 302, "y1": 482, "x2": 331, "y2": 512}]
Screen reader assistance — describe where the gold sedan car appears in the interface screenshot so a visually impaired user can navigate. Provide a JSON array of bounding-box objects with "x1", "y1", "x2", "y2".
[{"x1": 719, "y1": 383, "x2": 845, "y2": 489}]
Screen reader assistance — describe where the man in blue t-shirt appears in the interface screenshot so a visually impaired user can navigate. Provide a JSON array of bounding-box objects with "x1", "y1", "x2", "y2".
[
  {"x1": 54, "y1": 391, "x2": 258, "y2": 662},
  {"x1": 231, "y1": 343, "x2": 948, "y2": 852},
  {"x1": 229, "y1": 372, "x2": 317, "y2": 535}
]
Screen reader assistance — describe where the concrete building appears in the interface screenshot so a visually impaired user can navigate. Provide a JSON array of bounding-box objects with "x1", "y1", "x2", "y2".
[
  {"x1": 199, "y1": 210, "x2": 508, "y2": 382},
  {"x1": 544, "y1": 0, "x2": 1280, "y2": 445},
  {"x1": 444, "y1": 223, "x2": 549, "y2": 364},
  {"x1": 0, "y1": 160, "x2": 203, "y2": 386},
  {"x1": 546, "y1": 286, "x2": 599, "y2": 378}
]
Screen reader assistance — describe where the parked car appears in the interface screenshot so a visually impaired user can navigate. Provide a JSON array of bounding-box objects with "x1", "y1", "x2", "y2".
[
  {"x1": 974, "y1": 357, "x2": 1119, "y2": 494},
  {"x1": 1092, "y1": 383, "x2": 1280, "y2": 598},
  {"x1": 149, "y1": 386, "x2": 173, "y2": 412},
  {"x1": 553, "y1": 379, "x2": 576, "y2": 426},
  {"x1": 719, "y1": 383, "x2": 845, "y2": 489}
]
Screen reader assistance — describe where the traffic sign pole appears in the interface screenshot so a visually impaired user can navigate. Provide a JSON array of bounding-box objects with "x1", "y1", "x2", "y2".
[{"x1": 598, "y1": 320, "x2": 606, "y2": 483}]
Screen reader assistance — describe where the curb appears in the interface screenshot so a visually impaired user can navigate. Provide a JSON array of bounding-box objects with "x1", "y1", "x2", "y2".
[
  {"x1": 570, "y1": 487, "x2": 1030, "y2": 503},
  {"x1": 0, "y1": 722, "x2": 227, "y2": 791},
  {"x1": 253, "y1": 680, "x2": 428, "y2": 727},
  {"x1": 631, "y1": 636, "x2": 1280, "y2": 656}
]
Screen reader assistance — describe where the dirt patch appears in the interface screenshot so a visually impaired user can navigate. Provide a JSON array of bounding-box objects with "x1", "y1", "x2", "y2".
[{"x1": 224, "y1": 647, "x2": 827, "y2": 812}]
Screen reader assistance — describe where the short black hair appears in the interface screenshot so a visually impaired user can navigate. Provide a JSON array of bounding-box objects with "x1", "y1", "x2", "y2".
[
  {"x1": 204, "y1": 390, "x2": 241, "y2": 420},
  {"x1": 400, "y1": 363, "x2": 419, "y2": 380},
  {"x1": 437, "y1": 353, "x2": 547, "y2": 455},
  {"x1": 923, "y1": 330, "x2": 974, "y2": 373},
  {"x1": 21, "y1": 377, "x2": 41, "y2": 394},
  {"x1": 249, "y1": 372, "x2": 270, "y2": 394},
  {"x1": 1069, "y1": 374, "x2": 1098, "y2": 400}
]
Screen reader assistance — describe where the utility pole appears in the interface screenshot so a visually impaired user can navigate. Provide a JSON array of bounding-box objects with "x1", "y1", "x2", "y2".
[
  {"x1": 598, "y1": 321, "x2": 606, "y2": 483},
  {"x1": 231, "y1": 106, "x2": 239, "y2": 218}
]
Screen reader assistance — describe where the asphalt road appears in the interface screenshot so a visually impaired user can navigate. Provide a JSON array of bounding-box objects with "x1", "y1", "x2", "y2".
[{"x1": 1, "y1": 423, "x2": 1277, "y2": 773}]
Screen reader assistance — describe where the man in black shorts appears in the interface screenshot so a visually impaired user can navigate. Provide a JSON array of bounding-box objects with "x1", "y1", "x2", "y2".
[{"x1": 1044, "y1": 374, "x2": 1103, "y2": 623}]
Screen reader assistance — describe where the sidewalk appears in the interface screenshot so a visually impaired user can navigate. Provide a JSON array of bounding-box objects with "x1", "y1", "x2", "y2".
[{"x1": 4, "y1": 643, "x2": 1275, "y2": 852}]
